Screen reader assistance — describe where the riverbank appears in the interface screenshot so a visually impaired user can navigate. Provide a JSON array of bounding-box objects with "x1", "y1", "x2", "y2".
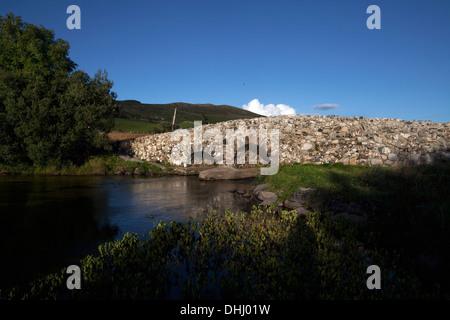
[
  {"x1": 2, "y1": 163, "x2": 449, "y2": 299},
  {"x1": 0, "y1": 153, "x2": 167, "y2": 176},
  {"x1": 0, "y1": 152, "x2": 260, "y2": 178}
]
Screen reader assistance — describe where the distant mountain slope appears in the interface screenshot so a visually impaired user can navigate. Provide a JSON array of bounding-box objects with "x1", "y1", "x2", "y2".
[{"x1": 117, "y1": 100, "x2": 263, "y2": 124}]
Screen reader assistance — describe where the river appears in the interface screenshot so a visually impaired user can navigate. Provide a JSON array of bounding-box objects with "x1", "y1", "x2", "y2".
[{"x1": 0, "y1": 175, "x2": 254, "y2": 289}]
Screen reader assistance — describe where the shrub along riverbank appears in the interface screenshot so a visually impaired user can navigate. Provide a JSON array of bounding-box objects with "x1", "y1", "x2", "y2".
[
  {"x1": 1, "y1": 163, "x2": 449, "y2": 299},
  {"x1": 0, "y1": 153, "x2": 166, "y2": 176}
]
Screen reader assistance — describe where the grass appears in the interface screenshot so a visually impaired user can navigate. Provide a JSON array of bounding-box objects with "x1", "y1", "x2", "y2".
[
  {"x1": 0, "y1": 153, "x2": 165, "y2": 176},
  {"x1": 260, "y1": 163, "x2": 370, "y2": 200},
  {"x1": 261, "y1": 162, "x2": 449, "y2": 204},
  {"x1": 178, "y1": 122, "x2": 194, "y2": 129},
  {"x1": 113, "y1": 118, "x2": 159, "y2": 133},
  {"x1": 1, "y1": 163, "x2": 449, "y2": 299},
  {"x1": 113, "y1": 118, "x2": 193, "y2": 133}
]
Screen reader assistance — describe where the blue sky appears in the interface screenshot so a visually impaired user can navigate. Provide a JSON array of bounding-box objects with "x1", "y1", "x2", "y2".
[{"x1": 1, "y1": 0, "x2": 449, "y2": 122}]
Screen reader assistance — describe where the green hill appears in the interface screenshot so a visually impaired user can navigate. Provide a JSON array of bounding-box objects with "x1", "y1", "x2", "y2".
[{"x1": 114, "y1": 100, "x2": 263, "y2": 133}]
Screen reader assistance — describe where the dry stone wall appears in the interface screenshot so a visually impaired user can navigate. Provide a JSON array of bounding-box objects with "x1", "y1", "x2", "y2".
[{"x1": 119, "y1": 115, "x2": 450, "y2": 167}]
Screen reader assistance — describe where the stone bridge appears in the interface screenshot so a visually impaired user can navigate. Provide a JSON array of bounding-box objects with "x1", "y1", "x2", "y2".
[{"x1": 119, "y1": 115, "x2": 450, "y2": 169}]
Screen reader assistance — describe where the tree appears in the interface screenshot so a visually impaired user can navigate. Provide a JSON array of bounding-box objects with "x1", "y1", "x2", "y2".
[{"x1": 0, "y1": 13, "x2": 118, "y2": 166}]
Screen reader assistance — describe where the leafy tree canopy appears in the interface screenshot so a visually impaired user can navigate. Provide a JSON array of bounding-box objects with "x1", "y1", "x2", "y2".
[{"x1": 0, "y1": 13, "x2": 118, "y2": 166}]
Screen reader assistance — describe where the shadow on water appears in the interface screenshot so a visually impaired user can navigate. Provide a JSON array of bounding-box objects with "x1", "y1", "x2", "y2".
[{"x1": 0, "y1": 175, "x2": 254, "y2": 289}]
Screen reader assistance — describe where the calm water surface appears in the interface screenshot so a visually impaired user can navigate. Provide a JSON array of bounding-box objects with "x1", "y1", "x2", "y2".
[{"x1": 0, "y1": 175, "x2": 253, "y2": 288}]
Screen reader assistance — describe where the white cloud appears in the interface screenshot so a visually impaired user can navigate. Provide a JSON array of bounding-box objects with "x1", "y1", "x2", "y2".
[
  {"x1": 313, "y1": 103, "x2": 339, "y2": 110},
  {"x1": 242, "y1": 99, "x2": 296, "y2": 116}
]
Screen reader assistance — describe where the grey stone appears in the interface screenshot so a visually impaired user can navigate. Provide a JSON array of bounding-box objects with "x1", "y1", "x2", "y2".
[
  {"x1": 253, "y1": 183, "x2": 269, "y2": 193},
  {"x1": 301, "y1": 143, "x2": 313, "y2": 150},
  {"x1": 257, "y1": 191, "x2": 277, "y2": 201},
  {"x1": 118, "y1": 114, "x2": 449, "y2": 169},
  {"x1": 294, "y1": 206, "x2": 307, "y2": 216},
  {"x1": 284, "y1": 188, "x2": 317, "y2": 209},
  {"x1": 370, "y1": 159, "x2": 383, "y2": 166},
  {"x1": 198, "y1": 166, "x2": 259, "y2": 180},
  {"x1": 260, "y1": 198, "x2": 278, "y2": 206},
  {"x1": 388, "y1": 153, "x2": 398, "y2": 161},
  {"x1": 407, "y1": 154, "x2": 420, "y2": 163},
  {"x1": 417, "y1": 131, "x2": 427, "y2": 137}
]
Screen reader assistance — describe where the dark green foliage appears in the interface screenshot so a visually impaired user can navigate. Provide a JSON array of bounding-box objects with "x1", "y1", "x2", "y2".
[
  {"x1": 0, "y1": 13, "x2": 118, "y2": 166},
  {"x1": 1, "y1": 207, "x2": 436, "y2": 300},
  {"x1": 0, "y1": 153, "x2": 165, "y2": 175},
  {"x1": 151, "y1": 121, "x2": 179, "y2": 134}
]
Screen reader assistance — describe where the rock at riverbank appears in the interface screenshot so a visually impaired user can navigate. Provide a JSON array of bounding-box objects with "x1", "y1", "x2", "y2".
[
  {"x1": 198, "y1": 166, "x2": 259, "y2": 181},
  {"x1": 249, "y1": 183, "x2": 376, "y2": 223},
  {"x1": 257, "y1": 191, "x2": 278, "y2": 206},
  {"x1": 283, "y1": 187, "x2": 322, "y2": 216}
]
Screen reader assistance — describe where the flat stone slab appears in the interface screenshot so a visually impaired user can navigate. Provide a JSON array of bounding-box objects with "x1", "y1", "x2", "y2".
[
  {"x1": 257, "y1": 191, "x2": 278, "y2": 206},
  {"x1": 198, "y1": 166, "x2": 259, "y2": 181}
]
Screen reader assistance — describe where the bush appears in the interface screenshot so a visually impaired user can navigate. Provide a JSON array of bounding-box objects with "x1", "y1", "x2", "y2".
[
  {"x1": 0, "y1": 13, "x2": 118, "y2": 166},
  {"x1": 3, "y1": 206, "x2": 439, "y2": 300}
]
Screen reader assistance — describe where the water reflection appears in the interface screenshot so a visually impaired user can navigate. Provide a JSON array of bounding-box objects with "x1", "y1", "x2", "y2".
[
  {"x1": 101, "y1": 176, "x2": 254, "y2": 240},
  {"x1": 0, "y1": 175, "x2": 253, "y2": 289}
]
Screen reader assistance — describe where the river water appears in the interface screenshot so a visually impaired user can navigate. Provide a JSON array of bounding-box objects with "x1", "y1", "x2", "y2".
[{"x1": 0, "y1": 175, "x2": 254, "y2": 289}]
